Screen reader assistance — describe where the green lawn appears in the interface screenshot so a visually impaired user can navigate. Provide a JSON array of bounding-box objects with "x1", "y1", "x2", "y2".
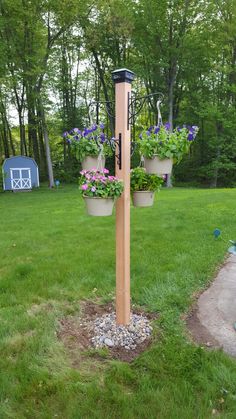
[{"x1": 1, "y1": 185, "x2": 236, "y2": 418}]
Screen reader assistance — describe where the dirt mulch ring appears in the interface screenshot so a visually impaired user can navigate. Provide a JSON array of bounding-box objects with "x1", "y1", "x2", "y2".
[{"x1": 57, "y1": 300, "x2": 158, "y2": 364}]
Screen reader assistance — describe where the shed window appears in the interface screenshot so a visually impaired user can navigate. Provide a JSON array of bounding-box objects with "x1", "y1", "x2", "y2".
[{"x1": 12, "y1": 170, "x2": 20, "y2": 179}]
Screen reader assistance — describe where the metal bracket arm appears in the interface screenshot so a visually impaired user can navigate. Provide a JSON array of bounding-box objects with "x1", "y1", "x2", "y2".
[{"x1": 109, "y1": 133, "x2": 122, "y2": 170}]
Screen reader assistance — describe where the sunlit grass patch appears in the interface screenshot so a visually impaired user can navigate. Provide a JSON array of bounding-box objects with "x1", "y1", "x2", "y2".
[{"x1": 0, "y1": 186, "x2": 236, "y2": 417}]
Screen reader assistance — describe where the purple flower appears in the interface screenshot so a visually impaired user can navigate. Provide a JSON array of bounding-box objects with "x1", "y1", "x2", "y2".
[
  {"x1": 164, "y1": 122, "x2": 171, "y2": 130},
  {"x1": 100, "y1": 123, "x2": 105, "y2": 129},
  {"x1": 69, "y1": 129, "x2": 74, "y2": 135},
  {"x1": 91, "y1": 186, "x2": 96, "y2": 192},
  {"x1": 66, "y1": 138, "x2": 71, "y2": 144},
  {"x1": 154, "y1": 126, "x2": 160, "y2": 134},
  {"x1": 191, "y1": 126, "x2": 198, "y2": 137},
  {"x1": 92, "y1": 124, "x2": 97, "y2": 131},
  {"x1": 146, "y1": 131, "x2": 151, "y2": 136},
  {"x1": 139, "y1": 133, "x2": 143, "y2": 139},
  {"x1": 187, "y1": 133, "x2": 194, "y2": 141},
  {"x1": 62, "y1": 131, "x2": 69, "y2": 138},
  {"x1": 100, "y1": 133, "x2": 105, "y2": 143},
  {"x1": 74, "y1": 135, "x2": 79, "y2": 140},
  {"x1": 148, "y1": 125, "x2": 154, "y2": 132},
  {"x1": 81, "y1": 184, "x2": 88, "y2": 191},
  {"x1": 73, "y1": 128, "x2": 80, "y2": 133}
]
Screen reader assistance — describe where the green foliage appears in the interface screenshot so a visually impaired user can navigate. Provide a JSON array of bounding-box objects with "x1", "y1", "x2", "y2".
[
  {"x1": 1, "y1": 0, "x2": 236, "y2": 188},
  {"x1": 79, "y1": 169, "x2": 123, "y2": 198},
  {"x1": 130, "y1": 167, "x2": 163, "y2": 192},
  {"x1": 74, "y1": 136, "x2": 100, "y2": 161}
]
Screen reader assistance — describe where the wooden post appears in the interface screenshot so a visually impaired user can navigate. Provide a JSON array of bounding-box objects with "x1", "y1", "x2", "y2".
[{"x1": 112, "y1": 68, "x2": 135, "y2": 325}]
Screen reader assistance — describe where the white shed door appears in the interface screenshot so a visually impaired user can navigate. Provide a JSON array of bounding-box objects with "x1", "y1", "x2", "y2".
[{"x1": 10, "y1": 168, "x2": 32, "y2": 190}]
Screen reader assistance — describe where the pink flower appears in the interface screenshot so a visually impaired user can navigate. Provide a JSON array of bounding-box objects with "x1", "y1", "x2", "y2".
[
  {"x1": 103, "y1": 168, "x2": 109, "y2": 174},
  {"x1": 81, "y1": 184, "x2": 88, "y2": 190}
]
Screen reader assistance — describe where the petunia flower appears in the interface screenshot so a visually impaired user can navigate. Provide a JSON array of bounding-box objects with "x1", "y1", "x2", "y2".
[
  {"x1": 100, "y1": 133, "x2": 105, "y2": 143},
  {"x1": 164, "y1": 122, "x2": 171, "y2": 130}
]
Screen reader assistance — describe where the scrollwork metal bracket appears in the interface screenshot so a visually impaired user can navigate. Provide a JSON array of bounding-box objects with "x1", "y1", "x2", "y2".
[
  {"x1": 127, "y1": 91, "x2": 164, "y2": 130},
  {"x1": 108, "y1": 133, "x2": 122, "y2": 170}
]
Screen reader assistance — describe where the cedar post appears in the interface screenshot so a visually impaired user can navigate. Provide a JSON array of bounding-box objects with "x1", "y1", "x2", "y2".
[{"x1": 112, "y1": 68, "x2": 135, "y2": 325}]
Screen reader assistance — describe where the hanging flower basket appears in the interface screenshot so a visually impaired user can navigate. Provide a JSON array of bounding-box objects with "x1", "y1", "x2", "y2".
[
  {"x1": 138, "y1": 123, "x2": 199, "y2": 174},
  {"x1": 79, "y1": 168, "x2": 123, "y2": 217},
  {"x1": 143, "y1": 155, "x2": 173, "y2": 175},
  {"x1": 81, "y1": 155, "x2": 105, "y2": 171},
  {"x1": 83, "y1": 196, "x2": 114, "y2": 216},
  {"x1": 132, "y1": 191, "x2": 155, "y2": 207},
  {"x1": 63, "y1": 123, "x2": 111, "y2": 168},
  {"x1": 131, "y1": 167, "x2": 163, "y2": 207}
]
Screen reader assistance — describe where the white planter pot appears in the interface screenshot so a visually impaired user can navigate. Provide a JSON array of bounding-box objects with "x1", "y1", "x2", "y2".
[
  {"x1": 132, "y1": 191, "x2": 155, "y2": 207},
  {"x1": 81, "y1": 156, "x2": 105, "y2": 171},
  {"x1": 83, "y1": 196, "x2": 114, "y2": 216},
  {"x1": 143, "y1": 155, "x2": 173, "y2": 175}
]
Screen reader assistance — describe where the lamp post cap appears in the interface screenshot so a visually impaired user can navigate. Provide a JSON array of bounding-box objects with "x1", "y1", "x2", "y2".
[{"x1": 112, "y1": 68, "x2": 135, "y2": 84}]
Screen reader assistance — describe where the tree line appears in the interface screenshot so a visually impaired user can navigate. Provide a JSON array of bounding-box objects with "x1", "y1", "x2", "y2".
[{"x1": 0, "y1": 0, "x2": 236, "y2": 187}]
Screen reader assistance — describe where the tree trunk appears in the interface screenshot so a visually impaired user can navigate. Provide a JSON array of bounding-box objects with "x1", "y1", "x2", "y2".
[
  {"x1": 0, "y1": 100, "x2": 10, "y2": 158},
  {"x1": 19, "y1": 113, "x2": 27, "y2": 156},
  {"x1": 38, "y1": 98, "x2": 54, "y2": 188},
  {"x1": 211, "y1": 123, "x2": 222, "y2": 188},
  {"x1": 92, "y1": 49, "x2": 115, "y2": 136},
  {"x1": 7, "y1": 120, "x2": 15, "y2": 156},
  {"x1": 37, "y1": 118, "x2": 47, "y2": 178},
  {"x1": 27, "y1": 91, "x2": 40, "y2": 163}
]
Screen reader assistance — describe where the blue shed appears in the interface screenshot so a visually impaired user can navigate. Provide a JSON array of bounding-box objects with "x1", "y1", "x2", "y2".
[{"x1": 2, "y1": 156, "x2": 39, "y2": 191}]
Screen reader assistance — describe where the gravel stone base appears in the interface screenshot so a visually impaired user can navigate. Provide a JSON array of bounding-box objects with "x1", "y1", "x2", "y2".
[{"x1": 86, "y1": 312, "x2": 153, "y2": 350}]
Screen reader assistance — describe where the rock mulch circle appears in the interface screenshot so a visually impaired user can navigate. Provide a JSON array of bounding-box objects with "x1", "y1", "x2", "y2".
[
  {"x1": 88, "y1": 312, "x2": 153, "y2": 350},
  {"x1": 58, "y1": 300, "x2": 157, "y2": 363}
]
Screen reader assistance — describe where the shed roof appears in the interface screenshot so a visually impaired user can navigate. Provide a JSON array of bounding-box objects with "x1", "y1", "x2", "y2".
[{"x1": 3, "y1": 156, "x2": 38, "y2": 168}]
